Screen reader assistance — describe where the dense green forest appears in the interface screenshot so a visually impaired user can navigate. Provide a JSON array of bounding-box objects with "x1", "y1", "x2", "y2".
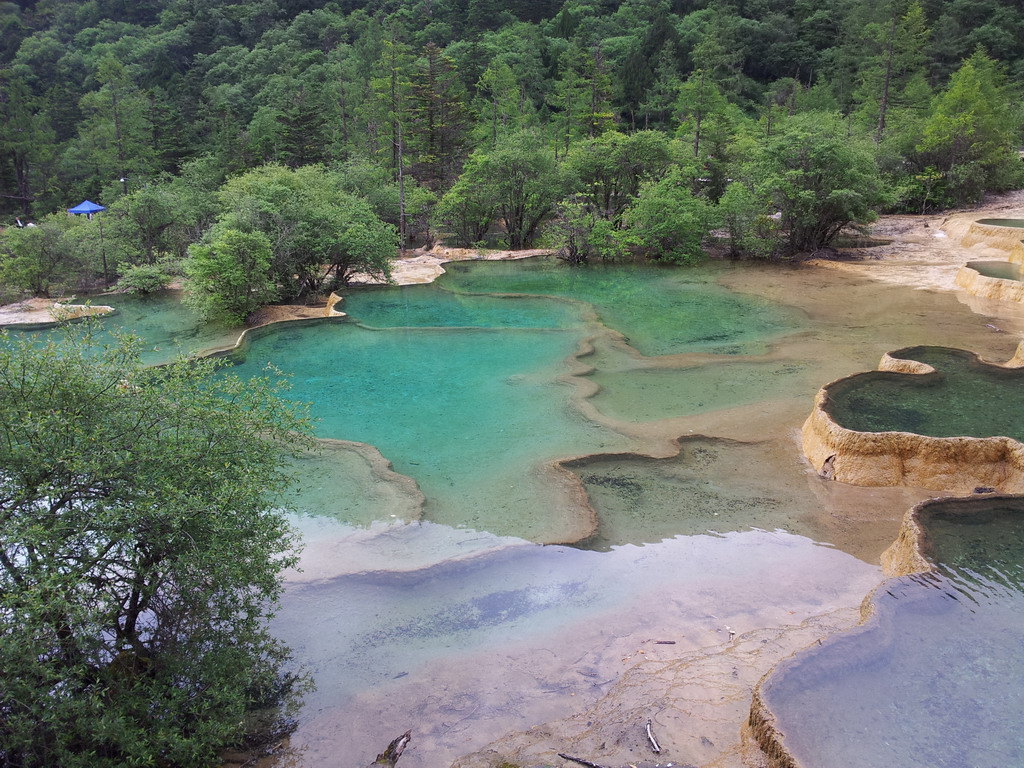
[{"x1": 1, "y1": 0, "x2": 1023, "y2": 311}]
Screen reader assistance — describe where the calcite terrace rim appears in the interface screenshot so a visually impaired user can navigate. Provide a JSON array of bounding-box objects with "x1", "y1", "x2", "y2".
[
  {"x1": 801, "y1": 343, "x2": 1024, "y2": 493},
  {"x1": 747, "y1": 492, "x2": 1024, "y2": 768},
  {"x1": 955, "y1": 259, "x2": 1024, "y2": 304}
]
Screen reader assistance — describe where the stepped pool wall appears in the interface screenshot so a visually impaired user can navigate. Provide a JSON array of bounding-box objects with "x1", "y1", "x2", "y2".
[
  {"x1": 749, "y1": 494, "x2": 1024, "y2": 768},
  {"x1": 802, "y1": 343, "x2": 1024, "y2": 492}
]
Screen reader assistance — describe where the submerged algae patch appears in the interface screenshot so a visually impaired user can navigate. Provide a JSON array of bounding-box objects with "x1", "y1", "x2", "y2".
[
  {"x1": 568, "y1": 438, "x2": 826, "y2": 550},
  {"x1": 826, "y1": 346, "x2": 1024, "y2": 440}
]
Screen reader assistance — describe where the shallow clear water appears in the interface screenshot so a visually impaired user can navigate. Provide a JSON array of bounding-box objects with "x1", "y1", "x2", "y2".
[
  {"x1": 967, "y1": 260, "x2": 1024, "y2": 282},
  {"x1": 285, "y1": 441, "x2": 422, "y2": 528},
  {"x1": 228, "y1": 321, "x2": 631, "y2": 540},
  {"x1": 825, "y1": 346, "x2": 1024, "y2": 440},
  {"x1": 3, "y1": 290, "x2": 240, "y2": 365},
  {"x1": 276, "y1": 520, "x2": 880, "y2": 767},
  {"x1": 570, "y1": 438, "x2": 826, "y2": 550},
  {"x1": 13, "y1": 258, "x2": 1002, "y2": 767},
  {"x1": 589, "y1": 360, "x2": 811, "y2": 423},
  {"x1": 340, "y1": 283, "x2": 583, "y2": 329},
  {"x1": 220, "y1": 259, "x2": 804, "y2": 541},
  {"x1": 761, "y1": 499, "x2": 1024, "y2": 768},
  {"x1": 439, "y1": 258, "x2": 802, "y2": 356},
  {"x1": 977, "y1": 218, "x2": 1024, "y2": 228}
]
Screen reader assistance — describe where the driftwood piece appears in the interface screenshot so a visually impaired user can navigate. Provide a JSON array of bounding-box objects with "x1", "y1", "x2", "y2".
[
  {"x1": 645, "y1": 719, "x2": 661, "y2": 754},
  {"x1": 368, "y1": 731, "x2": 412, "y2": 767},
  {"x1": 557, "y1": 753, "x2": 608, "y2": 768}
]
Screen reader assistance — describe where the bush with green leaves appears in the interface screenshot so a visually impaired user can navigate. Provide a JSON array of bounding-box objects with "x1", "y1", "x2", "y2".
[
  {"x1": 186, "y1": 228, "x2": 278, "y2": 324},
  {"x1": 550, "y1": 195, "x2": 627, "y2": 264},
  {"x1": 0, "y1": 214, "x2": 91, "y2": 296},
  {"x1": 0, "y1": 330, "x2": 312, "y2": 767},
  {"x1": 744, "y1": 114, "x2": 889, "y2": 255},
  {"x1": 716, "y1": 181, "x2": 782, "y2": 259},
  {"x1": 114, "y1": 263, "x2": 173, "y2": 295},
  {"x1": 622, "y1": 168, "x2": 713, "y2": 264},
  {"x1": 210, "y1": 165, "x2": 397, "y2": 300},
  {"x1": 911, "y1": 51, "x2": 1024, "y2": 210}
]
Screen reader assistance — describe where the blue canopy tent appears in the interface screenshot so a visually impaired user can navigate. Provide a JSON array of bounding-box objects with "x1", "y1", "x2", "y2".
[{"x1": 67, "y1": 200, "x2": 106, "y2": 219}]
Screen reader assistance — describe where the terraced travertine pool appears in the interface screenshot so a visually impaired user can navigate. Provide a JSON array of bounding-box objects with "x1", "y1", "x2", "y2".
[
  {"x1": 757, "y1": 497, "x2": 1024, "y2": 768},
  {"x1": 230, "y1": 261, "x2": 803, "y2": 542},
  {"x1": 8, "y1": 256, "x2": 1021, "y2": 767},
  {"x1": 824, "y1": 346, "x2": 1024, "y2": 440},
  {"x1": 967, "y1": 259, "x2": 1024, "y2": 281}
]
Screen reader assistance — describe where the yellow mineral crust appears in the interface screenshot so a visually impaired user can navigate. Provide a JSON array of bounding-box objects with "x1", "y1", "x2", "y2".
[
  {"x1": 960, "y1": 220, "x2": 1024, "y2": 259},
  {"x1": 955, "y1": 262, "x2": 1024, "y2": 303}
]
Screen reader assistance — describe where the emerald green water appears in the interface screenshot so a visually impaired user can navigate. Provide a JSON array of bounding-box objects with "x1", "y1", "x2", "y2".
[
  {"x1": 826, "y1": 346, "x2": 1024, "y2": 440},
  {"x1": 977, "y1": 218, "x2": 1024, "y2": 228},
  {"x1": 762, "y1": 497, "x2": 1024, "y2": 768},
  {"x1": 4, "y1": 290, "x2": 240, "y2": 365},
  {"x1": 967, "y1": 260, "x2": 1024, "y2": 282},
  {"x1": 340, "y1": 283, "x2": 583, "y2": 329},
  {"x1": 214, "y1": 259, "x2": 805, "y2": 539},
  {"x1": 439, "y1": 259, "x2": 801, "y2": 356}
]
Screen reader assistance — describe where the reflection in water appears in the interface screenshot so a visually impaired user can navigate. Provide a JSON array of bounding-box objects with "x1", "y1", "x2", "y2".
[
  {"x1": 275, "y1": 520, "x2": 879, "y2": 768},
  {"x1": 760, "y1": 501, "x2": 1024, "y2": 768}
]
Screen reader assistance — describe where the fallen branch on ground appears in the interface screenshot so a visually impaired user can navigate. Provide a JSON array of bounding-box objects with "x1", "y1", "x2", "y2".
[{"x1": 558, "y1": 753, "x2": 608, "y2": 768}]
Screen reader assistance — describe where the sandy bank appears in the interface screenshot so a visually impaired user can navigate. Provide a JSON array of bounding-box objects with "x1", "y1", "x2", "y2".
[
  {"x1": 0, "y1": 296, "x2": 115, "y2": 328},
  {"x1": 805, "y1": 190, "x2": 1024, "y2": 292}
]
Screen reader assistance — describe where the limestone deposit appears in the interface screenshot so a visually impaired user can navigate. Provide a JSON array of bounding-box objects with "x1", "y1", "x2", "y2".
[
  {"x1": 0, "y1": 297, "x2": 114, "y2": 328},
  {"x1": 803, "y1": 344, "x2": 1024, "y2": 493},
  {"x1": 955, "y1": 262, "x2": 1024, "y2": 303},
  {"x1": 960, "y1": 221, "x2": 1024, "y2": 261}
]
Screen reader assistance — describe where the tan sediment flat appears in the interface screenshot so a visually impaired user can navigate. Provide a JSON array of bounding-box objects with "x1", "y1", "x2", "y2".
[{"x1": 803, "y1": 190, "x2": 1024, "y2": 293}]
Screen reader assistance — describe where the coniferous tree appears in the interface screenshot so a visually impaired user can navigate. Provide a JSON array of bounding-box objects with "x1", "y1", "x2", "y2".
[{"x1": 408, "y1": 42, "x2": 471, "y2": 189}]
